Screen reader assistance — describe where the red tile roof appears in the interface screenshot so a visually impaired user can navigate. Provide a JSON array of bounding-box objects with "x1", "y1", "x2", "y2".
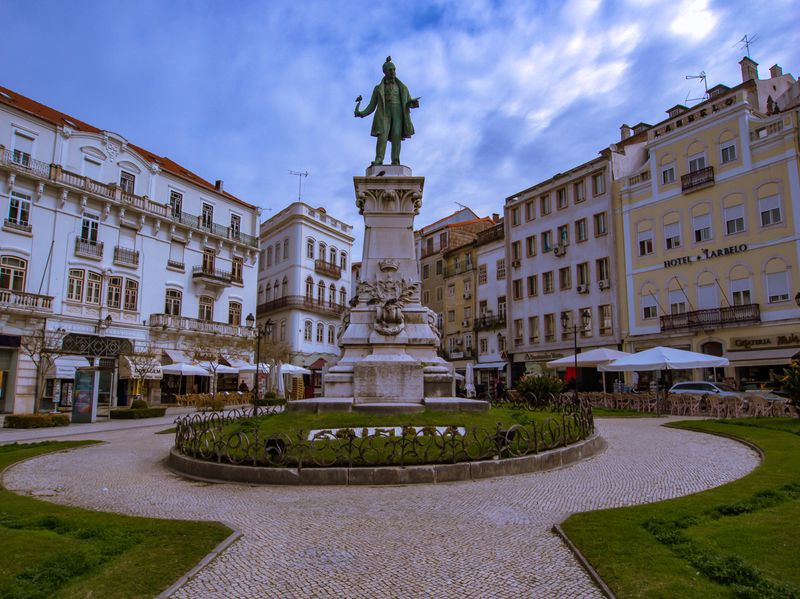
[{"x1": 0, "y1": 84, "x2": 256, "y2": 209}]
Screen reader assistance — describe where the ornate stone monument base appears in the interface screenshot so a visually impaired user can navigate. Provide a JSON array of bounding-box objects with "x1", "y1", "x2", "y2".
[{"x1": 286, "y1": 165, "x2": 488, "y2": 415}]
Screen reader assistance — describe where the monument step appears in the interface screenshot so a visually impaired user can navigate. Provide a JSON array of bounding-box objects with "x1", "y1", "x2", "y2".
[{"x1": 353, "y1": 402, "x2": 426, "y2": 414}]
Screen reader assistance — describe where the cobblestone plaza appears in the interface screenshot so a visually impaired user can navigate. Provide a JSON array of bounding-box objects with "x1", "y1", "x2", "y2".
[{"x1": 3, "y1": 417, "x2": 758, "y2": 598}]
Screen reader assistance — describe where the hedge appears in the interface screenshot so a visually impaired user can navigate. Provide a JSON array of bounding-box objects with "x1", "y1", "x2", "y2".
[
  {"x1": 109, "y1": 407, "x2": 167, "y2": 419},
  {"x1": 4, "y1": 414, "x2": 71, "y2": 428},
  {"x1": 252, "y1": 397, "x2": 286, "y2": 407}
]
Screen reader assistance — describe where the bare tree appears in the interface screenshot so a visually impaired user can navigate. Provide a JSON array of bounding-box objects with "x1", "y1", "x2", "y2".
[
  {"x1": 188, "y1": 334, "x2": 252, "y2": 395},
  {"x1": 20, "y1": 325, "x2": 66, "y2": 413},
  {"x1": 123, "y1": 342, "x2": 162, "y2": 404},
  {"x1": 242, "y1": 337, "x2": 291, "y2": 394}
]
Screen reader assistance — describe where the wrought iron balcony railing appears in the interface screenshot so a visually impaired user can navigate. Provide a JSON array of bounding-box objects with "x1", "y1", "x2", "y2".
[
  {"x1": 256, "y1": 295, "x2": 346, "y2": 319},
  {"x1": 192, "y1": 265, "x2": 233, "y2": 284},
  {"x1": 74, "y1": 238, "x2": 103, "y2": 258},
  {"x1": 113, "y1": 246, "x2": 140, "y2": 266},
  {"x1": 474, "y1": 314, "x2": 507, "y2": 331},
  {"x1": 660, "y1": 303, "x2": 760, "y2": 332},
  {"x1": 314, "y1": 259, "x2": 342, "y2": 279},
  {"x1": 681, "y1": 166, "x2": 715, "y2": 193}
]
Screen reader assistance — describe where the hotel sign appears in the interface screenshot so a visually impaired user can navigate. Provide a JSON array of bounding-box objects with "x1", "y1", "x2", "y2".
[
  {"x1": 517, "y1": 351, "x2": 564, "y2": 362},
  {"x1": 653, "y1": 96, "x2": 737, "y2": 138},
  {"x1": 664, "y1": 244, "x2": 747, "y2": 269},
  {"x1": 730, "y1": 333, "x2": 800, "y2": 351}
]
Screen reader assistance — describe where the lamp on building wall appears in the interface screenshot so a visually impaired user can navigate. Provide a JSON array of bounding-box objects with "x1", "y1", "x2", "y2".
[
  {"x1": 561, "y1": 309, "x2": 591, "y2": 405},
  {"x1": 247, "y1": 313, "x2": 273, "y2": 414},
  {"x1": 97, "y1": 314, "x2": 112, "y2": 332}
]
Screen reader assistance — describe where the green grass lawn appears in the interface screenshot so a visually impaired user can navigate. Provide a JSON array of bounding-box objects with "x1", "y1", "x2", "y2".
[
  {"x1": 561, "y1": 418, "x2": 800, "y2": 598},
  {"x1": 0, "y1": 442, "x2": 231, "y2": 599}
]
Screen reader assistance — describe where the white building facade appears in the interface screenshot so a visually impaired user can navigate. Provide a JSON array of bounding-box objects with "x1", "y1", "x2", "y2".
[
  {"x1": 504, "y1": 155, "x2": 621, "y2": 385},
  {"x1": 474, "y1": 222, "x2": 508, "y2": 391},
  {"x1": 256, "y1": 203, "x2": 353, "y2": 394},
  {"x1": 0, "y1": 85, "x2": 259, "y2": 413}
]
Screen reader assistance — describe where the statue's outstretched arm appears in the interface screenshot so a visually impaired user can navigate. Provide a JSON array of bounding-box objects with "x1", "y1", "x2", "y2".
[{"x1": 355, "y1": 88, "x2": 379, "y2": 118}]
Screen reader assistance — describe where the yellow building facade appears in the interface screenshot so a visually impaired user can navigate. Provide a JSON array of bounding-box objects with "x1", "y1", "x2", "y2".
[
  {"x1": 615, "y1": 59, "x2": 800, "y2": 386},
  {"x1": 442, "y1": 240, "x2": 479, "y2": 370}
]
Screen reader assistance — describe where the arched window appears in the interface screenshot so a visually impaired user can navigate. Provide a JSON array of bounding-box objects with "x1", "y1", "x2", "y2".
[
  {"x1": 228, "y1": 301, "x2": 242, "y2": 326},
  {"x1": 283, "y1": 238, "x2": 289, "y2": 260},
  {"x1": 265, "y1": 283, "x2": 271, "y2": 302},
  {"x1": 86, "y1": 271, "x2": 102, "y2": 304},
  {"x1": 329, "y1": 283, "x2": 336, "y2": 306},
  {"x1": 281, "y1": 276, "x2": 288, "y2": 297},
  {"x1": 266, "y1": 246, "x2": 273, "y2": 267},
  {"x1": 339, "y1": 286, "x2": 347, "y2": 306},
  {"x1": 316, "y1": 322, "x2": 324, "y2": 343},
  {"x1": 123, "y1": 279, "x2": 139, "y2": 311},
  {"x1": 305, "y1": 276, "x2": 314, "y2": 300},
  {"x1": 199, "y1": 296, "x2": 214, "y2": 321},
  {"x1": 280, "y1": 319, "x2": 286, "y2": 341},
  {"x1": 319, "y1": 242, "x2": 326, "y2": 260},
  {"x1": 165, "y1": 289, "x2": 182, "y2": 315},
  {"x1": 340, "y1": 252, "x2": 347, "y2": 271},
  {"x1": 317, "y1": 280, "x2": 325, "y2": 304},
  {"x1": 306, "y1": 238, "x2": 315, "y2": 259},
  {"x1": 304, "y1": 320, "x2": 312, "y2": 342},
  {"x1": 274, "y1": 279, "x2": 281, "y2": 298},
  {"x1": 274, "y1": 242, "x2": 281, "y2": 263},
  {"x1": 0, "y1": 256, "x2": 27, "y2": 292},
  {"x1": 328, "y1": 325, "x2": 335, "y2": 344},
  {"x1": 329, "y1": 246, "x2": 337, "y2": 264}
]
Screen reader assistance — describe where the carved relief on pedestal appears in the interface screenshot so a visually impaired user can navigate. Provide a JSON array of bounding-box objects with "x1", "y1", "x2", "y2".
[
  {"x1": 358, "y1": 278, "x2": 419, "y2": 336},
  {"x1": 356, "y1": 187, "x2": 423, "y2": 215}
]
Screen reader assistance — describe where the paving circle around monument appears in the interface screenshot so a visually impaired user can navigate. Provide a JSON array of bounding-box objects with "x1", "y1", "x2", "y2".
[{"x1": 4, "y1": 417, "x2": 759, "y2": 598}]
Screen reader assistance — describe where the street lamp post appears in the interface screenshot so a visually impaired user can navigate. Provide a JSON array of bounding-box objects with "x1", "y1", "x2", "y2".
[
  {"x1": 561, "y1": 310, "x2": 591, "y2": 405},
  {"x1": 246, "y1": 313, "x2": 273, "y2": 416}
]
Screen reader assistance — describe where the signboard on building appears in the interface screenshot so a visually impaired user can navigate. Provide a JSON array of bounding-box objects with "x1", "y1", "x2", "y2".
[
  {"x1": 516, "y1": 351, "x2": 564, "y2": 362},
  {"x1": 730, "y1": 333, "x2": 800, "y2": 351}
]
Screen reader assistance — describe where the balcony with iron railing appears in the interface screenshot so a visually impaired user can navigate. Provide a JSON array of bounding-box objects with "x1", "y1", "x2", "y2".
[
  {"x1": 476, "y1": 225, "x2": 504, "y2": 246},
  {"x1": 113, "y1": 246, "x2": 140, "y2": 267},
  {"x1": 474, "y1": 314, "x2": 507, "y2": 331},
  {"x1": 445, "y1": 348, "x2": 474, "y2": 360},
  {"x1": 74, "y1": 238, "x2": 103, "y2": 259},
  {"x1": 660, "y1": 303, "x2": 760, "y2": 332},
  {"x1": 148, "y1": 313, "x2": 254, "y2": 337},
  {"x1": 192, "y1": 265, "x2": 233, "y2": 286},
  {"x1": 314, "y1": 259, "x2": 342, "y2": 279},
  {"x1": 0, "y1": 147, "x2": 259, "y2": 249},
  {"x1": 681, "y1": 166, "x2": 715, "y2": 193},
  {"x1": 256, "y1": 295, "x2": 347, "y2": 319},
  {"x1": 444, "y1": 263, "x2": 474, "y2": 277},
  {"x1": 167, "y1": 259, "x2": 185, "y2": 271},
  {"x1": 3, "y1": 217, "x2": 32, "y2": 233},
  {"x1": 0, "y1": 289, "x2": 53, "y2": 313}
]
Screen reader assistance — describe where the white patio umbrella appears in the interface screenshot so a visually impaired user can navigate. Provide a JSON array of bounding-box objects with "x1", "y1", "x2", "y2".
[
  {"x1": 281, "y1": 363, "x2": 311, "y2": 375},
  {"x1": 465, "y1": 363, "x2": 476, "y2": 398},
  {"x1": 161, "y1": 362, "x2": 211, "y2": 376},
  {"x1": 275, "y1": 360, "x2": 285, "y2": 398},
  {"x1": 547, "y1": 347, "x2": 632, "y2": 395},
  {"x1": 598, "y1": 346, "x2": 728, "y2": 372}
]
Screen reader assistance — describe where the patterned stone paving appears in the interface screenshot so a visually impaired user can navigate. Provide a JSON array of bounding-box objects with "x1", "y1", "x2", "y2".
[{"x1": 4, "y1": 417, "x2": 759, "y2": 598}]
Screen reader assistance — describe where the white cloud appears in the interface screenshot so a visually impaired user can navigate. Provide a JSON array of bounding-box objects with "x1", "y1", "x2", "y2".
[{"x1": 669, "y1": 0, "x2": 718, "y2": 42}]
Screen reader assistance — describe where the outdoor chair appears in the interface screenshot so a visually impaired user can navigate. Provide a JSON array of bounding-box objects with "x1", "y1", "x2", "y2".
[
  {"x1": 687, "y1": 394, "x2": 702, "y2": 416},
  {"x1": 706, "y1": 394, "x2": 725, "y2": 418},
  {"x1": 745, "y1": 394, "x2": 770, "y2": 418},
  {"x1": 724, "y1": 396, "x2": 745, "y2": 418}
]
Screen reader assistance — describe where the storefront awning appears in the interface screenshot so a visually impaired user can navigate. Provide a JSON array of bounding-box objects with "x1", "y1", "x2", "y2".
[
  {"x1": 45, "y1": 356, "x2": 90, "y2": 379},
  {"x1": 164, "y1": 349, "x2": 192, "y2": 364},
  {"x1": 224, "y1": 357, "x2": 256, "y2": 372},
  {"x1": 723, "y1": 348, "x2": 800, "y2": 367},
  {"x1": 119, "y1": 356, "x2": 163, "y2": 380},
  {"x1": 474, "y1": 362, "x2": 507, "y2": 370}
]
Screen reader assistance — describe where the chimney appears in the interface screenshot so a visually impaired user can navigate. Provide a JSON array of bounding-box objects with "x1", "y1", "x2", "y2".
[
  {"x1": 492, "y1": 213, "x2": 500, "y2": 223},
  {"x1": 620, "y1": 124, "x2": 632, "y2": 140},
  {"x1": 739, "y1": 56, "x2": 759, "y2": 82},
  {"x1": 769, "y1": 64, "x2": 783, "y2": 78},
  {"x1": 215, "y1": 179, "x2": 224, "y2": 191}
]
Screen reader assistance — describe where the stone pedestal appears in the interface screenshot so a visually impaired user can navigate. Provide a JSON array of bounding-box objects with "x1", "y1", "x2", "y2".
[{"x1": 287, "y1": 164, "x2": 488, "y2": 414}]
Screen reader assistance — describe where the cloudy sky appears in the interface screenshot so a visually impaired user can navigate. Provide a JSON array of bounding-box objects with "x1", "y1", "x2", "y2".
[{"x1": 3, "y1": 0, "x2": 797, "y2": 254}]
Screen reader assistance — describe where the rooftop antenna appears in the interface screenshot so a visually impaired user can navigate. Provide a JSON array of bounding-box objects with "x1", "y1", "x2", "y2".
[
  {"x1": 736, "y1": 33, "x2": 759, "y2": 57},
  {"x1": 684, "y1": 71, "x2": 708, "y2": 105},
  {"x1": 454, "y1": 201, "x2": 469, "y2": 211},
  {"x1": 288, "y1": 170, "x2": 308, "y2": 201}
]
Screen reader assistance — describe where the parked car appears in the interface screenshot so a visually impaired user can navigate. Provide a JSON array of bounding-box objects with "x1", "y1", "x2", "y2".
[{"x1": 669, "y1": 381, "x2": 743, "y2": 398}]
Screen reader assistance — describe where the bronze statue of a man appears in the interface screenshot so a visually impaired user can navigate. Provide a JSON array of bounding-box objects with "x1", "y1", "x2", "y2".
[{"x1": 355, "y1": 56, "x2": 420, "y2": 166}]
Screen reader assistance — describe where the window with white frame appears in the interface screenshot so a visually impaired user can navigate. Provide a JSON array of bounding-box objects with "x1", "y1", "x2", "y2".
[
  {"x1": 599, "y1": 305, "x2": 613, "y2": 335},
  {"x1": 230, "y1": 214, "x2": 241, "y2": 238},
  {"x1": 8, "y1": 191, "x2": 31, "y2": 227},
  {"x1": 304, "y1": 320, "x2": 312, "y2": 342},
  {"x1": 725, "y1": 205, "x2": 745, "y2": 235},
  {"x1": 201, "y1": 203, "x2": 214, "y2": 230},
  {"x1": 478, "y1": 264, "x2": 487, "y2": 285},
  {"x1": 556, "y1": 188, "x2": 567, "y2": 209},
  {"x1": 67, "y1": 269, "x2": 84, "y2": 301},
  {"x1": 199, "y1": 296, "x2": 214, "y2": 321},
  {"x1": 0, "y1": 256, "x2": 27, "y2": 291},
  {"x1": 328, "y1": 325, "x2": 335, "y2": 344},
  {"x1": 170, "y1": 191, "x2": 182, "y2": 218},
  {"x1": 86, "y1": 272, "x2": 102, "y2": 304},
  {"x1": 340, "y1": 252, "x2": 347, "y2": 270},
  {"x1": 721, "y1": 142, "x2": 737, "y2": 164},
  {"x1": 573, "y1": 180, "x2": 585, "y2": 203},
  {"x1": 596, "y1": 257, "x2": 610, "y2": 283},
  {"x1": 165, "y1": 289, "x2": 182, "y2": 315},
  {"x1": 661, "y1": 165, "x2": 676, "y2": 185},
  {"x1": 119, "y1": 171, "x2": 136, "y2": 194},
  {"x1": 12, "y1": 131, "x2": 34, "y2": 166},
  {"x1": 642, "y1": 295, "x2": 658, "y2": 320},
  {"x1": 540, "y1": 194, "x2": 551, "y2": 215},
  {"x1": 766, "y1": 271, "x2": 790, "y2": 303},
  {"x1": 107, "y1": 276, "x2": 122, "y2": 309},
  {"x1": 81, "y1": 213, "x2": 99, "y2": 243},
  {"x1": 637, "y1": 230, "x2": 653, "y2": 256},
  {"x1": 759, "y1": 195, "x2": 782, "y2": 227},
  {"x1": 668, "y1": 289, "x2": 686, "y2": 314},
  {"x1": 525, "y1": 235, "x2": 536, "y2": 256},
  {"x1": 731, "y1": 278, "x2": 751, "y2": 306},
  {"x1": 511, "y1": 206, "x2": 520, "y2": 226},
  {"x1": 664, "y1": 222, "x2": 681, "y2": 250},
  {"x1": 479, "y1": 338, "x2": 488, "y2": 354},
  {"x1": 496, "y1": 259, "x2": 506, "y2": 280},
  {"x1": 688, "y1": 153, "x2": 706, "y2": 173},
  {"x1": 228, "y1": 301, "x2": 242, "y2": 326},
  {"x1": 693, "y1": 213, "x2": 712, "y2": 242},
  {"x1": 124, "y1": 279, "x2": 139, "y2": 311},
  {"x1": 339, "y1": 287, "x2": 346, "y2": 305},
  {"x1": 525, "y1": 201, "x2": 535, "y2": 221},
  {"x1": 306, "y1": 238, "x2": 314, "y2": 258}
]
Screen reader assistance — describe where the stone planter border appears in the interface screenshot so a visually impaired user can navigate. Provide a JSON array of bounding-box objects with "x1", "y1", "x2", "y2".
[{"x1": 167, "y1": 433, "x2": 606, "y2": 486}]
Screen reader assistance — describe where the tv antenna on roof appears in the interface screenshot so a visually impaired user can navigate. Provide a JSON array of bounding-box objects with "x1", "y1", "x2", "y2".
[
  {"x1": 454, "y1": 201, "x2": 469, "y2": 211},
  {"x1": 288, "y1": 170, "x2": 308, "y2": 201},
  {"x1": 684, "y1": 71, "x2": 708, "y2": 105},
  {"x1": 736, "y1": 33, "x2": 759, "y2": 57}
]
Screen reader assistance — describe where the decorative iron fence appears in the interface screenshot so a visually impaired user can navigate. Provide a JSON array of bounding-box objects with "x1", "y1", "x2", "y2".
[{"x1": 172, "y1": 398, "x2": 594, "y2": 469}]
